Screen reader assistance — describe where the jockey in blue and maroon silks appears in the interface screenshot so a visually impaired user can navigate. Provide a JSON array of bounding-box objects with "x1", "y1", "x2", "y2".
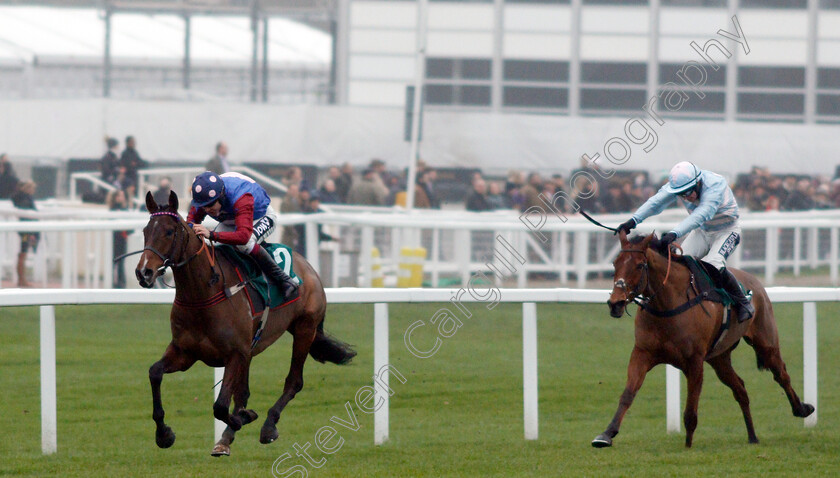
[{"x1": 187, "y1": 171, "x2": 298, "y2": 300}]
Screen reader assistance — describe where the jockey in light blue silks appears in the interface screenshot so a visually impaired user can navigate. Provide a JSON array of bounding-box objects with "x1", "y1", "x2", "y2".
[
  {"x1": 616, "y1": 162, "x2": 754, "y2": 322},
  {"x1": 187, "y1": 171, "x2": 298, "y2": 300}
]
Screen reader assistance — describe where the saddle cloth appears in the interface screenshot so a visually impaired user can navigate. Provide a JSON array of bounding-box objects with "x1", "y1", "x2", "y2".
[
  {"x1": 216, "y1": 243, "x2": 302, "y2": 315},
  {"x1": 683, "y1": 256, "x2": 751, "y2": 308}
]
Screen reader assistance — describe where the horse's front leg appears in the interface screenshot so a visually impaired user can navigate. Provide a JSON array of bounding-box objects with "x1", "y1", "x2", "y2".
[
  {"x1": 682, "y1": 358, "x2": 704, "y2": 448},
  {"x1": 592, "y1": 347, "x2": 655, "y2": 448},
  {"x1": 149, "y1": 342, "x2": 196, "y2": 448}
]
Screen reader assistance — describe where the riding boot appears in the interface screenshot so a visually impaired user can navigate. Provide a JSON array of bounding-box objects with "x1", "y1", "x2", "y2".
[
  {"x1": 252, "y1": 246, "x2": 299, "y2": 301},
  {"x1": 719, "y1": 267, "x2": 754, "y2": 323}
]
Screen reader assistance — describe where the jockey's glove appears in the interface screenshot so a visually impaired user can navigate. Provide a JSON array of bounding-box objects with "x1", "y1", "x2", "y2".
[
  {"x1": 661, "y1": 232, "x2": 677, "y2": 247},
  {"x1": 615, "y1": 218, "x2": 636, "y2": 235}
]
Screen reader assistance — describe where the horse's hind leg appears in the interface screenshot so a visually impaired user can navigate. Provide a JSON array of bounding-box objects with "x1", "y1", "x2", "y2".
[
  {"x1": 211, "y1": 368, "x2": 259, "y2": 457},
  {"x1": 149, "y1": 342, "x2": 196, "y2": 449},
  {"x1": 213, "y1": 352, "x2": 252, "y2": 433},
  {"x1": 707, "y1": 352, "x2": 758, "y2": 444},
  {"x1": 261, "y1": 319, "x2": 318, "y2": 444},
  {"x1": 592, "y1": 347, "x2": 655, "y2": 448},
  {"x1": 749, "y1": 335, "x2": 815, "y2": 419}
]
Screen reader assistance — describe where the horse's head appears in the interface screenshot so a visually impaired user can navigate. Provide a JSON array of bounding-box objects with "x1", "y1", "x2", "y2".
[
  {"x1": 607, "y1": 230, "x2": 655, "y2": 318},
  {"x1": 136, "y1": 190, "x2": 189, "y2": 288}
]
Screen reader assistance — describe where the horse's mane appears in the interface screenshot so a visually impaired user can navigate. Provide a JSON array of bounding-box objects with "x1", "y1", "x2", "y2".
[{"x1": 628, "y1": 232, "x2": 689, "y2": 265}]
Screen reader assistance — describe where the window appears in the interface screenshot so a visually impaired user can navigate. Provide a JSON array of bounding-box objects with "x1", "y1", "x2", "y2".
[
  {"x1": 502, "y1": 59, "x2": 569, "y2": 112},
  {"x1": 581, "y1": 88, "x2": 647, "y2": 111},
  {"x1": 659, "y1": 63, "x2": 726, "y2": 87},
  {"x1": 739, "y1": 66, "x2": 805, "y2": 88},
  {"x1": 425, "y1": 57, "x2": 492, "y2": 107},
  {"x1": 504, "y1": 60, "x2": 568, "y2": 82},
  {"x1": 504, "y1": 87, "x2": 568, "y2": 108},
  {"x1": 582, "y1": 62, "x2": 647, "y2": 85},
  {"x1": 738, "y1": 93, "x2": 804, "y2": 115}
]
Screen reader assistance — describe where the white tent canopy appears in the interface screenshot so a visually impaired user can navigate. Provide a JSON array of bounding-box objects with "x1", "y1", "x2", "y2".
[{"x1": 0, "y1": 6, "x2": 330, "y2": 65}]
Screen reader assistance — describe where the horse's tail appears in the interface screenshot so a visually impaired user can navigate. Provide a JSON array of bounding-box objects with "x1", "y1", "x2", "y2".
[{"x1": 309, "y1": 321, "x2": 356, "y2": 365}]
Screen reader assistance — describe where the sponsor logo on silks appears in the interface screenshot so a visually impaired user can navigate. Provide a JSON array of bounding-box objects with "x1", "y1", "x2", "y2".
[
  {"x1": 253, "y1": 216, "x2": 274, "y2": 239},
  {"x1": 718, "y1": 232, "x2": 740, "y2": 259}
]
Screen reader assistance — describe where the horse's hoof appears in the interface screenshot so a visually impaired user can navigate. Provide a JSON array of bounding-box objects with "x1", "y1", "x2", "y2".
[
  {"x1": 211, "y1": 443, "x2": 230, "y2": 457},
  {"x1": 591, "y1": 434, "x2": 612, "y2": 448},
  {"x1": 241, "y1": 409, "x2": 259, "y2": 424},
  {"x1": 156, "y1": 426, "x2": 176, "y2": 449},
  {"x1": 260, "y1": 426, "x2": 279, "y2": 444},
  {"x1": 749, "y1": 437, "x2": 760, "y2": 444},
  {"x1": 797, "y1": 403, "x2": 816, "y2": 418}
]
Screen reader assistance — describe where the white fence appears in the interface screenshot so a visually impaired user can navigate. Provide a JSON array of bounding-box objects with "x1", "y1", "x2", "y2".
[
  {"x1": 2, "y1": 207, "x2": 840, "y2": 289},
  {"x1": 0, "y1": 286, "x2": 828, "y2": 455}
]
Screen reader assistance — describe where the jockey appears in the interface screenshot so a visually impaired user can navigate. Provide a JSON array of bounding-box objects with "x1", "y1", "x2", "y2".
[
  {"x1": 187, "y1": 171, "x2": 299, "y2": 300},
  {"x1": 615, "y1": 161, "x2": 754, "y2": 322}
]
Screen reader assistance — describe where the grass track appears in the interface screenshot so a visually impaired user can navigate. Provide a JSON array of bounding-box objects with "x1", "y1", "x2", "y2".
[{"x1": 1, "y1": 301, "x2": 839, "y2": 477}]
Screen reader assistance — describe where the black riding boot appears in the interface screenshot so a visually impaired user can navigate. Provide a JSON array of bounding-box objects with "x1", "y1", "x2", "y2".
[
  {"x1": 252, "y1": 246, "x2": 299, "y2": 301},
  {"x1": 719, "y1": 267, "x2": 754, "y2": 323}
]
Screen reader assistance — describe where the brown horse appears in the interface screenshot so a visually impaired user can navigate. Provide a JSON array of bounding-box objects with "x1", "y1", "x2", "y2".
[
  {"x1": 592, "y1": 230, "x2": 814, "y2": 448},
  {"x1": 136, "y1": 191, "x2": 356, "y2": 456}
]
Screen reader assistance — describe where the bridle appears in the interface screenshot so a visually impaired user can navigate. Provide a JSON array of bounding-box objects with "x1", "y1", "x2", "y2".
[
  {"x1": 613, "y1": 248, "x2": 655, "y2": 307},
  {"x1": 143, "y1": 211, "x2": 208, "y2": 272}
]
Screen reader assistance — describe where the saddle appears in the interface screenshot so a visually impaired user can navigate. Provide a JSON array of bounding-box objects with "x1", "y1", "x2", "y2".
[{"x1": 216, "y1": 243, "x2": 302, "y2": 317}]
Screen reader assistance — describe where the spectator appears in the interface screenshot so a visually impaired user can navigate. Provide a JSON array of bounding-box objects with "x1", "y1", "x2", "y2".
[
  {"x1": 119, "y1": 136, "x2": 148, "y2": 187},
  {"x1": 520, "y1": 173, "x2": 543, "y2": 212},
  {"x1": 466, "y1": 178, "x2": 491, "y2": 212},
  {"x1": 152, "y1": 176, "x2": 173, "y2": 207},
  {"x1": 347, "y1": 168, "x2": 387, "y2": 206},
  {"x1": 571, "y1": 173, "x2": 603, "y2": 213},
  {"x1": 300, "y1": 192, "x2": 335, "y2": 255},
  {"x1": 318, "y1": 179, "x2": 341, "y2": 204},
  {"x1": 505, "y1": 169, "x2": 524, "y2": 195},
  {"x1": 12, "y1": 180, "x2": 38, "y2": 287},
  {"x1": 335, "y1": 163, "x2": 354, "y2": 203},
  {"x1": 814, "y1": 184, "x2": 832, "y2": 209},
  {"x1": 782, "y1": 178, "x2": 815, "y2": 211},
  {"x1": 486, "y1": 181, "x2": 508, "y2": 210},
  {"x1": 417, "y1": 168, "x2": 439, "y2": 208},
  {"x1": 601, "y1": 182, "x2": 625, "y2": 213},
  {"x1": 370, "y1": 158, "x2": 393, "y2": 197},
  {"x1": 766, "y1": 176, "x2": 788, "y2": 205},
  {"x1": 283, "y1": 166, "x2": 303, "y2": 188},
  {"x1": 205, "y1": 141, "x2": 230, "y2": 174},
  {"x1": 0, "y1": 153, "x2": 20, "y2": 199},
  {"x1": 101, "y1": 137, "x2": 120, "y2": 186},
  {"x1": 746, "y1": 184, "x2": 768, "y2": 211},
  {"x1": 107, "y1": 188, "x2": 130, "y2": 288},
  {"x1": 281, "y1": 183, "x2": 301, "y2": 249}
]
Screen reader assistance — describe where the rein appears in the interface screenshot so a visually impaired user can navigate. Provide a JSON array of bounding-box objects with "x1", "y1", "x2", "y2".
[
  {"x1": 580, "y1": 209, "x2": 618, "y2": 233},
  {"x1": 622, "y1": 245, "x2": 706, "y2": 318}
]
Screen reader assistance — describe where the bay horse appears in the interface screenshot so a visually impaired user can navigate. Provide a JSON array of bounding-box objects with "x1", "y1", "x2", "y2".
[
  {"x1": 592, "y1": 230, "x2": 814, "y2": 448},
  {"x1": 135, "y1": 191, "x2": 356, "y2": 456}
]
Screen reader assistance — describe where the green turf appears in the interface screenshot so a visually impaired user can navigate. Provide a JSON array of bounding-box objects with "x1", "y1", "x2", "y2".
[{"x1": 1, "y1": 301, "x2": 838, "y2": 477}]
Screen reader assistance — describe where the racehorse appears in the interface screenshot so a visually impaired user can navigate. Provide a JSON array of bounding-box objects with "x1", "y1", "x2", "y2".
[
  {"x1": 135, "y1": 191, "x2": 356, "y2": 456},
  {"x1": 592, "y1": 230, "x2": 814, "y2": 448}
]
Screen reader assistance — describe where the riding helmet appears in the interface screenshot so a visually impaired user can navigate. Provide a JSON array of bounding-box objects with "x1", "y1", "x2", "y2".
[
  {"x1": 192, "y1": 171, "x2": 225, "y2": 207},
  {"x1": 663, "y1": 161, "x2": 701, "y2": 195}
]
